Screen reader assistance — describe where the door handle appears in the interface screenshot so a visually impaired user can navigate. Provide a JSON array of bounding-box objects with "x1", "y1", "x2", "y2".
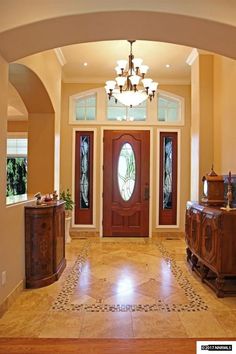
[{"x1": 144, "y1": 184, "x2": 149, "y2": 200}]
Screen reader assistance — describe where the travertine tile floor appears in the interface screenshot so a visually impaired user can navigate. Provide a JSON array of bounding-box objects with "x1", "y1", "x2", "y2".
[{"x1": 0, "y1": 235, "x2": 236, "y2": 338}]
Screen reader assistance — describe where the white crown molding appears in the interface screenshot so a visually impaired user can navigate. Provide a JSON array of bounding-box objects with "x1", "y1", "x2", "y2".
[
  {"x1": 54, "y1": 48, "x2": 66, "y2": 67},
  {"x1": 62, "y1": 75, "x2": 190, "y2": 85},
  {"x1": 186, "y1": 48, "x2": 199, "y2": 66}
]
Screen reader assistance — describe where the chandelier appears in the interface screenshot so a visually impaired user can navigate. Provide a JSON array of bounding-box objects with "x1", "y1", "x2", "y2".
[{"x1": 105, "y1": 40, "x2": 158, "y2": 107}]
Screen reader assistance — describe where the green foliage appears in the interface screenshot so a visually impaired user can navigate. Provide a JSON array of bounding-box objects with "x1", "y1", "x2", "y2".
[
  {"x1": 60, "y1": 189, "x2": 75, "y2": 211},
  {"x1": 6, "y1": 158, "x2": 27, "y2": 197}
]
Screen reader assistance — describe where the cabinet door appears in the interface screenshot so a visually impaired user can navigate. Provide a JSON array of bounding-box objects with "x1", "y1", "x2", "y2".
[
  {"x1": 53, "y1": 204, "x2": 65, "y2": 271},
  {"x1": 187, "y1": 208, "x2": 201, "y2": 255},
  {"x1": 25, "y1": 208, "x2": 54, "y2": 282},
  {"x1": 201, "y1": 212, "x2": 220, "y2": 270}
]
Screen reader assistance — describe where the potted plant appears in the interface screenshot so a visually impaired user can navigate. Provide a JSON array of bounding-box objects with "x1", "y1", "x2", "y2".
[{"x1": 60, "y1": 189, "x2": 75, "y2": 243}]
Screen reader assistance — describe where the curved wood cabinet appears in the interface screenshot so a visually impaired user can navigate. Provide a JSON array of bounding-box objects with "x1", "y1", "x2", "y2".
[
  {"x1": 185, "y1": 201, "x2": 236, "y2": 297},
  {"x1": 25, "y1": 201, "x2": 66, "y2": 288}
]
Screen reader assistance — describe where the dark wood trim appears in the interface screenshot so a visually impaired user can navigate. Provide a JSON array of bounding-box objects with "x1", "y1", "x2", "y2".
[
  {"x1": 1, "y1": 338, "x2": 231, "y2": 354},
  {"x1": 74, "y1": 131, "x2": 94, "y2": 225},
  {"x1": 159, "y1": 131, "x2": 178, "y2": 225}
]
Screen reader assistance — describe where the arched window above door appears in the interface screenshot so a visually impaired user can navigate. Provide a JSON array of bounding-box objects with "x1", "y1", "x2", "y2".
[
  {"x1": 107, "y1": 96, "x2": 147, "y2": 121},
  {"x1": 75, "y1": 93, "x2": 97, "y2": 121},
  {"x1": 69, "y1": 87, "x2": 185, "y2": 126},
  {"x1": 157, "y1": 92, "x2": 184, "y2": 125}
]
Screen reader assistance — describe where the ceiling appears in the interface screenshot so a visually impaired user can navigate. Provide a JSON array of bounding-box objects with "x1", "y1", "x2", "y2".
[
  {"x1": 8, "y1": 40, "x2": 192, "y2": 122},
  {"x1": 60, "y1": 40, "x2": 192, "y2": 84}
]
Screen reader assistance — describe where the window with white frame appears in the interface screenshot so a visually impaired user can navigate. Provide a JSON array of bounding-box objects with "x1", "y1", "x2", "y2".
[
  {"x1": 107, "y1": 96, "x2": 147, "y2": 121},
  {"x1": 70, "y1": 88, "x2": 185, "y2": 125},
  {"x1": 157, "y1": 94, "x2": 182, "y2": 123},
  {"x1": 75, "y1": 93, "x2": 97, "y2": 121},
  {"x1": 6, "y1": 137, "x2": 28, "y2": 197}
]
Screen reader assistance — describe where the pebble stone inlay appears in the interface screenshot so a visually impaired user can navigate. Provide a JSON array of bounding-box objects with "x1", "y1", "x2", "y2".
[{"x1": 51, "y1": 240, "x2": 208, "y2": 313}]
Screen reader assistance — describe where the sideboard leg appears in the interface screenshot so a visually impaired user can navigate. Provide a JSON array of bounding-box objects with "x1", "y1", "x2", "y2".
[
  {"x1": 216, "y1": 276, "x2": 225, "y2": 298},
  {"x1": 200, "y1": 264, "x2": 209, "y2": 282},
  {"x1": 191, "y1": 254, "x2": 198, "y2": 271},
  {"x1": 186, "y1": 247, "x2": 192, "y2": 262}
]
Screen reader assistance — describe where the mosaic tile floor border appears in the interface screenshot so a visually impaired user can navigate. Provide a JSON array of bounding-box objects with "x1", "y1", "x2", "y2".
[{"x1": 51, "y1": 241, "x2": 208, "y2": 313}]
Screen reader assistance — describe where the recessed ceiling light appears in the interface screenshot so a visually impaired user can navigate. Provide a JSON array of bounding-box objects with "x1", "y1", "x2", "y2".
[
  {"x1": 83, "y1": 62, "x2": 88, "y2": 66},
  {"x1": 165, "y1": 64, "x2": 171, "y2": 68}
]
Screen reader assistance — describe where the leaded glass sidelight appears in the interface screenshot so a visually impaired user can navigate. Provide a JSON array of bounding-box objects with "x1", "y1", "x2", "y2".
[
  {"x1": 159, "y1": 131, "x2": 177, "y2": 225},
  {"x1": 118, "y1": 143, "x2": 136, "y2": 201},
  {"x1": 163, "y1": 137, "x2": 173, "y2": 209},
  {"x1": 80, "y1": 136, "x2": 90, "y2": 208}
]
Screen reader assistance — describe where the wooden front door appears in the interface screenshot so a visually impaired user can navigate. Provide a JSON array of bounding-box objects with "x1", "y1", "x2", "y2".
[{"x1": 103, "y1": 130, "x2": 150, "y2": 237}]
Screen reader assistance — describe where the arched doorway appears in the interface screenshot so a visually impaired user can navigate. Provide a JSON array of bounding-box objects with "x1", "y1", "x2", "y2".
[
  {"x1": 9, "y1": 63, "x2": 55, "y2": 194},
  {"x1": 0, "y1": 10, "x2": 236, "y2": 62}
]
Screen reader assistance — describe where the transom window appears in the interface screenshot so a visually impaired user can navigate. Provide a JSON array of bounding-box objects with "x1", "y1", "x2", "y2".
[
  {"x1": 157, "y1": 94, "x2": 181, "y2": 123},
  {"x1": 107, "y1": 97, "x2": 146, "y2": 121},
  {"x1": 70, "y1": 88, "x2": 184, "y2": 125},
  {"x1": 7, "y1": 138, "x2": 27, "y2": 156},
  {"x1": 75, "y1": 94, "x2": 96, "y2": 121}
]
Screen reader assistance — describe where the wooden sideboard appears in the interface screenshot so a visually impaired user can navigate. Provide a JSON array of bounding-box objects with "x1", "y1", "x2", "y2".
[
  {"x1": 185, "y1": 201, "x2": 236, "y2": 297},
  {"x1": 25, "y1": 201, "x2": 66, "y2": 288}
]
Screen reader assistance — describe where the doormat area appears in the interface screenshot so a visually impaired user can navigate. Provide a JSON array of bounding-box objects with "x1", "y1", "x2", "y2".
[{"x1": 51, "y1": 241, "x2": 208, "y2": 313}]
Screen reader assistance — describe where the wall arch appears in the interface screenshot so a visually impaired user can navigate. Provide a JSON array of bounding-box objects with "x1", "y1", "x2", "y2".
[
  {"x1": 9, "y1": 63, "x2": 55, "y2": 194},
  {"x1": 9, "y1": 63, "x2": 54, "y2": 114},
  {"x1": 0, "y1": 11, "x2": 236, "y2": 62}
]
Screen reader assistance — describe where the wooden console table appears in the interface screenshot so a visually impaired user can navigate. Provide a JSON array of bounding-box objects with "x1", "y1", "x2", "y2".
[
  {"x1": 185, "y1": 201, "x2": 236, "y2": 297},
  {"x1": 25, "y1": 200, "x2": 66, "y2": 288}
]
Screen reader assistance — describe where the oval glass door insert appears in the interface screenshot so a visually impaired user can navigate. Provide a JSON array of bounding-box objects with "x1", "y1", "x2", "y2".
[{"x1": 118, "y1": 143, "x2": 136, "y2": 201}]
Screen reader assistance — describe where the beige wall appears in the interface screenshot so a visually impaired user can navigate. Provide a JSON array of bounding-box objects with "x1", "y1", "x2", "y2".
[
  {"x1": 190, "y1": 53, "x2": 236, "y2": 203},
  {"x1": 1, "y1": 3, "x2": 236, "y2": 62},
  {"x1": 60, "y1": 83, "x2": 191, "y2": 233},
  {"x1": 8, "y1": 83, "x2": 28, "y2": 121},
  {"x1": 1, "y1": 0, "x2": 235, "y2": 33},
  {"x1": 0, "y1": 51, "x2": 62, "y2": 306},
  {"x1": 7, "y1": 120, "x2": 28, "y2": 132},
  {"x1": 213, "y1": 55, "x2": 236, "y2": 174},
  {"x1": 190, "y1": 54, "x2": 214, "y2": 201},
  {"x1": 18, "y1": 51, "x2": 62, "y2": 192},
  {"x1": 199, "y1": 55, "x2": 214, "y2": 183},
  {"x1": 28, "y1": 113, "x2": 54, "y2": 194},
  {"x1": 0, "y1": 54, "x2": 28, "y2": 305},
  {"x1": 190, "y1": 56, "x2": 200, "y2": 200}
]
